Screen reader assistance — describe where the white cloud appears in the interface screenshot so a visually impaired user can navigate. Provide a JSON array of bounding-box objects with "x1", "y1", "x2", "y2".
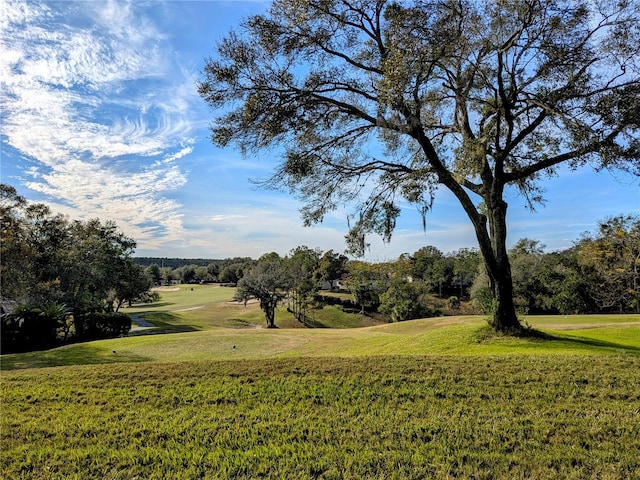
[
  {"x1": 211, "y1": 214, "x2": 247, "y2": 222},
  {"x1": 0, "y1": 0, "x2": 199, "y2": 250}
]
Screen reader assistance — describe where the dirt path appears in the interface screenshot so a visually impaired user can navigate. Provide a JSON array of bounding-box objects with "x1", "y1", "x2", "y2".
[{"x1": 129, "y1": 314, "x2": 155, "y2": 332}]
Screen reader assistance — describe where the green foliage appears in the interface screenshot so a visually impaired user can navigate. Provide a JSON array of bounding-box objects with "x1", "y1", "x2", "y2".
[
  {"x1": 74, "y1": 312, "x2": 131, "y2": 341},
  {"x1": 578, "y1": 214, "x2": 640, "y2": 313},
  {"x1": 452, "y1": 248, "x2": 480, "y2": 299},
  {"x1": 472, "y1": 286, "x2": 496, "y2": 316},
  {"x1": 144, "y1": 263, "x2": 162, "y2": 285},
  {"x1": 509, "y1": 239, "x2": 548, "y2": 313},
  {"x1": 200, "y1": 0, "x2": 640, "y2": 332},
  {"x1": 0, "y1": 184, "x2": 150, "y2": 351},
  {"x1": 379, "y1": 280, "x2": 428, "y2": 322},
  {"x1": 1, "y1": 303, "x2": 62, "y2": 353},
  {"x1": 410, "y1": 246, "x2": 450, "y2": 294},
  {"x1": 285, "y1": 246, "x2": 321, "y2": 323},
  {"x1": 2, "y1": 355, "x2": 639, "y2": 479},
  {"x1": 235, "y1": 253, "x2": 291, "y2": 327},
  {"x1": 447, "y1": 295, "x2": 461, "y2": 310},
  {"x1": 313, "y1": 249, "x2": 349, "y2": 284},
  {"x1": 345, "y1": 261, "x2": 386, "y2": 313}
]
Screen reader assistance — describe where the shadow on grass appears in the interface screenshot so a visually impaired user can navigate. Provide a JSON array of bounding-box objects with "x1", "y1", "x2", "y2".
[
  {"x1": 128, "y1": 312, "x2": 199, "y2": 336},
  {"x1": 128, "y1": 301, "x2": 175, "y2": 309},
  {"x1": 129, "y1": 325, "x2": 198, "y2": 336},
  {"x1": 534, "y1": 330, "x2": 640, "y2": 354},
  {"x1": 1, "y1": 343, "x2": 152, "y2": 370},
  {"x1": 304, "y1": 318, "x2": 330, "y2": 328},
  {"x1": 490, "y1": 326, "x2": 640, "y2": 354}
]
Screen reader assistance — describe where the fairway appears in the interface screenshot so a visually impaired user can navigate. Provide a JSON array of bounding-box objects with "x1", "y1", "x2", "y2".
[
  {"x1": 124, "y1": 284, "x2": 379, "y2": 332},
  {"x1": 2, "y1": 355, "x2": 639, "y2": 479},
  {"x1": 2, "y1": 312, "x2": 639, "y2": 370},
  {"x1": 2, "y1": 306, "x2": 640, "y2": 479}
]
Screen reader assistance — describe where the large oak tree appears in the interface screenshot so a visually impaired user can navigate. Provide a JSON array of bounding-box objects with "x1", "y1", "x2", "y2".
[{"x1": 200, "y1": 0, "x2": 640, "y2": 332}]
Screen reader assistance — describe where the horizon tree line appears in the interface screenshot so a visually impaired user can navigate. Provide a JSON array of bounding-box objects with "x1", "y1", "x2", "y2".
[{"x1": 2, "y1": 182, "x2": 636, "y2": 343}]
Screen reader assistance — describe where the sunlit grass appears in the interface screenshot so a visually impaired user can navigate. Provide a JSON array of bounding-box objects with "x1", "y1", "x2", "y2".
[
  {"x1": 523, "y1": 314, "x2": 640, "y2": 327},
  {"x1": 125, "y1": 284, "x2": 237, "y2": 315},
  {"x1": 3, "y1": 315, "x2": 639, "y2": 370},
  {"x1": 3, "y1": 314, "x2": 640, "y2": 478},
  {"x1": 2, "y1": 356, "x2": 639, "y2": 479},
  {"x1": 123, "y1": 284, "x2": 377, "y2": 331}
]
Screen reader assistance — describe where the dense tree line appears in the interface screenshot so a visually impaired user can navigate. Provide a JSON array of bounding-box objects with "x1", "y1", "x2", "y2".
[
  {"x1": 2, "y1": 179, "x2": 634, "y2": 345},
  {"x1": 228, "y1": 215, "x2": 639, "y2": 328},
  {"x1": 130, "y1": 213, "x2": 639, "y2": 329},
  {"x1": 135, "y1": 257, "x2": 252, "y2": 274},
  {"x1": 1, "y1": 185, "x2": 154, "y2": 353},
  {"x1": 140, "y1": 258, "x2": 257, "y2": 286}
]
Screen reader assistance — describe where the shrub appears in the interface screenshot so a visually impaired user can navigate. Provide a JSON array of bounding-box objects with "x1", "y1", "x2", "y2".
[
  {"x1": 447, "y1": 296, "x2": 461, "y2": 310},
  {"x1": 74, "y1": 312, "x2": 131, "y2": 340},
  {"x1": 0, "y1": 303, "x2": 61, "y2": 353}
]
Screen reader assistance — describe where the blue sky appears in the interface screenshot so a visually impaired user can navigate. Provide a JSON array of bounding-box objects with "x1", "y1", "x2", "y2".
[{"x1": 1, "y1": 0, "x2": 638, "y2": 261}]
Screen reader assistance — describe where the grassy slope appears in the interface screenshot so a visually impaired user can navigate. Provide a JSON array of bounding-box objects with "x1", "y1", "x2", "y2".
[
  {"x1": 126, "y1": 284, "x2": 379, "y2": 332},
  {"x1": 2, "y1": 315, "x2": 639, "y2": 370},
  {"x1": 3, "y1": 356, "x2": 639, "y2": 479},
  {"x1": 2, "y1": 286, "x2": 640, "y2": 478},
  {"x1": 2, "y1": 284, "x2": 639, "y2": 369}
]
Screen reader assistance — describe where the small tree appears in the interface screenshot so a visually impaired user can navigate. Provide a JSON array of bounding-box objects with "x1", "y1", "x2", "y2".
[
  {"x1": 379, "y1": 280, "x2": 426, "y2": 322},
  {"x1": 113, "y1": 260, "x2": 155, "y2": 311},
  {"x1": 313, "y1": 249, "x2": 349, "y2": 285},
  {"x1": 286, "y1": 246, "x2": 321, "y2": 322},
  {"x1": 452, "y1": 248, "x2": 480, "y2": 299},
  {"x1": 145, "y1": 263, "x2": 162, "y2": 286},
  {"x1": 411, "y1": 246, "x2": 449, "y2": 296},
  {"x1": 235, "y1": 253, "x2": 292, "y2": 327},
  {"x1": 346, "y1": 261, "x2": 385, "y2": 314},
  {"x1": 508, "y1": 239, "x2": 547, "y2": 313}
]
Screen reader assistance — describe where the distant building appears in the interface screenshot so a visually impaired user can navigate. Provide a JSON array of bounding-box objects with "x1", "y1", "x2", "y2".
[{"x1": 320, "y1": 279, "x2": 346, "y2": 291}]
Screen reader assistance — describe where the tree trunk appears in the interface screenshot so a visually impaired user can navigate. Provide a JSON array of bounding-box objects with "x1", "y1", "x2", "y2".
[
  {"x1": 415, "y1": 130, "x2": 521, "y2": 333},
  {"x1": 266, "y1": 307, "x2": 276, "y2": 328},
  {"x1": 482, "y1": 198, "x2": 521, "y2": 333},
  {"x1": 486, "y1": 259, "x2": 519, "y2": 332},
  {"x1": 265, "y1": 297, "x2": 277, "y2": 328}
]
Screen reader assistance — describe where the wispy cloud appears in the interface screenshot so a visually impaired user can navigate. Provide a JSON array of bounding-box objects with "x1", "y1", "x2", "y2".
[{"x1": 0, "y1": 0, "x2": 197, "y2": 246}]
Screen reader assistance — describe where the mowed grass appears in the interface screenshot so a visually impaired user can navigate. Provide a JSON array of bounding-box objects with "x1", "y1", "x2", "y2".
[
  {"x1": 124, "y1": 284, "x2": 377, "y2": 332},
  {"x1": 127, "y1": 284, "x2": 238, "y2": 315},
  {"x1": 2, "y1": 355, "x2": 639, "y2": 479},
  {"x1": 125, "y1": 284, "x2": 265, "y2": 332},
  {"x1": 2, "y1": 315, "x2": 639, "y2": 370},
  {"x1": 2, "y1": 301, "x2": 640, "y2": 479}
]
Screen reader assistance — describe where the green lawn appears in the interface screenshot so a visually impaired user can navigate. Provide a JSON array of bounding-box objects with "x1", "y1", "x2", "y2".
[
  {"x1": 2, "y1": 308, "x2": 640, "y2": 479},
  {"x1": 2, "y1": 314, "x2": 639, "y2": 370},
  {"x1": 127, "y1": 284, "x2": 238, "y2": 314},
  {"x1": 126, "y1": 284, "x2": 260, "y2": 331},
  {"x1": 124, "y1": 284, "x2": 378, "y2": 332},
  {"x1": 2, "y1": 355, "x2": 639, "y2": 479}
]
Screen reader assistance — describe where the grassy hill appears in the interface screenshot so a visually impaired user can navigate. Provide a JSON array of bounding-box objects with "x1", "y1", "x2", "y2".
[
  {"x1": 2, "y1": 285, "x2": 639, "y2": 478},
  {"x1": 3, "y1": 313, "x2": 639, "y2": 370}
]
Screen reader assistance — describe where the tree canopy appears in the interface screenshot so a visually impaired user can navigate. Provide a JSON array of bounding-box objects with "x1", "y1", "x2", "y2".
[
  {"x1": 1, "y1": 184, "x2": 151, "y2": 352},
  {"x1": 235, "y1": 252, "x2": 292, "y2": 328},
  {"x1": 578, "y1": 215, "x2": 640, "y2": 313},
  {"x1": 200, "y1": 0, "x2": 640, "y2": 332}
]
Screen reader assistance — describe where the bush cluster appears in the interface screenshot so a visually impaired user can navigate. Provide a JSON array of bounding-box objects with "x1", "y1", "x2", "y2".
[{"x1": 1, "y1": 309, "x2": 131, "y2": 354}]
